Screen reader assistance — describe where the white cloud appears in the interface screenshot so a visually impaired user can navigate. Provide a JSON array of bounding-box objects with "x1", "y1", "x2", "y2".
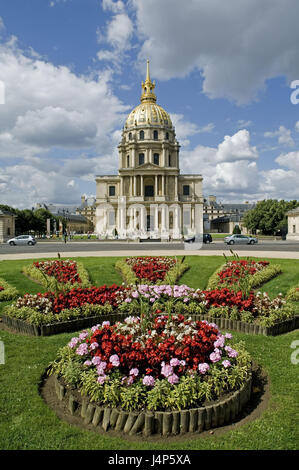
[
  {"x1": 0, "y1": 164, "x2": 80, "y2": 208},
  {"x1": 275, "y1": 151, "x2": 299, "y2": 171},
  {"x1": 237, "y1": 120, "x2": 253, "y2": 129},
  {"x1": 295, "y1": 121, "x2": 299, "y2": 132},
  {"x1": 0, "y1": 36, "x2": 129, "y2": 207},
  {"x1": 97, "y1": 12, "x2": 133, "y2": 66},
  {"x1": 131, "y1": 0, "x2": 299, "y2": 104},
  {"x1": 264, "y1": 126, "x2": 295, "y2": 147},
  {"x1": 102, "y1": 0, "x2": 125, "y2": 13},
  {"x1": 170, "y1": 113, "x2": 214, "y2": 147},
  {"x1": 216, "y1": 130, "x2": 258, "y2": 163}
]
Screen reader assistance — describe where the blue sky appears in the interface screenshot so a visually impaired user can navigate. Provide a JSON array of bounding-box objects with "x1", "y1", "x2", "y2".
[{"x1": 0, "y1": 0, "x2": 298, "y2": 208}]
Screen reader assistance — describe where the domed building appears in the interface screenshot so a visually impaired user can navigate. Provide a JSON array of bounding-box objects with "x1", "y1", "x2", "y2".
[{"x1": 95, "y1": 61, "x2": 203, "y2": 240}]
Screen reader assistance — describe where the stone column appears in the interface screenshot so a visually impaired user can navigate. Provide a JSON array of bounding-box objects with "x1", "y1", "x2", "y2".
[
  {"x1": 132, "y1": 147, "x2": 136, "y2": 167},
  {"x1": 162, "y1": 175, "x2": 165, "y2": 196},
  {"x1": 154, "y1": 205, "x2": 159, "y2": 231},
  {"x1": 174, "y1": 176, "x2": 178, "y2": 199},
  {"x1": 155, "y1": 175, "x2": 158, "y2": 197},
  {"x1": 141, "y1": 175, "x2": 144, "y2": 197},
  {"x1": 134, "y1": 176, "x2": 137, "y2": 197}
]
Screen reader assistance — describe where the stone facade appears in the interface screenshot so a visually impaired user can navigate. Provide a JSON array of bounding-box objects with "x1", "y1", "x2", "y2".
[
  {"x1": 287, "y1": 207, "x2": 299, "y2": 241},
  {"x1": 0, "y1": 210, "x2": 15, "y2": 243},
  {"x1": 95, "y1": 61, "x2": 203, "y2": 240}
]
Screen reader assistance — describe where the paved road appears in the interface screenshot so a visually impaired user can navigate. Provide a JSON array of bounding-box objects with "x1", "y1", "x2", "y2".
[{"x1": 0, "y1": 239, "x2": 298, "y2": 255}]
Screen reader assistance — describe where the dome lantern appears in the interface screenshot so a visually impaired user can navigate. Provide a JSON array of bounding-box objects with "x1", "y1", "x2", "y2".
[{"x1": 141, "y1": 59, "x2": 157, "y2": 104}]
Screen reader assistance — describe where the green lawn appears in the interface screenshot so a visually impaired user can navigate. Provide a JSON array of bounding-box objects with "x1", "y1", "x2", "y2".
[{"x1": 0, "y1": 255, "x2": 298, "y2": 450}]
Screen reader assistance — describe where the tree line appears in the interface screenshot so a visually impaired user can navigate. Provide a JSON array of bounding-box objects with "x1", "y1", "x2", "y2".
[
  {"x1": 242, "y1": 199, "x2": 299, "y2": 235},
  {"x1": 0, "y1": 205, "x2": 64, "y2": 236}
]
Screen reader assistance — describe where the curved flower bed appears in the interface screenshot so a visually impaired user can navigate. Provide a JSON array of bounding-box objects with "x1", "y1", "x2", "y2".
[
  {"x1": 2, "y1": 284, "x2": 128, "y2": 333},
  {"x1": 120, "y1": 283, "x2": 297, "y2": 329},
  {"x1": 116, "y1": 256, "x2": 189, "y2": 285},
  {"x1": 207, "y1": 258, "x2": 282, "y2": 290},
  {"x1": 0, "y1": 277, "x2": 19, "y2": 301},
  {"x1": 22, "y1": 259, "x2": 91, "y2": 290},
  {"x1": 3, "y1": 279, "x2": 298, "y2": 335},
  {"x1": 48, "y1": 315, "x2": 252, "y2": 435}
]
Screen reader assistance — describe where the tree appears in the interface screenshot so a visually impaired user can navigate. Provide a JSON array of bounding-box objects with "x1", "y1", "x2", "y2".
[
  {"x1": 243, "y1": 199, "x2": 299, "y2": 235},
  {"x1": 233, "y1": 225, "x2": 241, "y2": 234}
]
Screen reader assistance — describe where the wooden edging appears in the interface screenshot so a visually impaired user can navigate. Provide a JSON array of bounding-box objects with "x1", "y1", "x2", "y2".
[
  {"x1": 0, "y1": 313, "x2": 129, "y2": 337},
  {"x1": 187, "y1": 314, "x2": 299, "y2": 336},
  {"x1": 2, "y1": 311, "x2": 298, "y2": 337},
  {"x1": 53, "y1": 372, "x2": 252, "y2": 436}
]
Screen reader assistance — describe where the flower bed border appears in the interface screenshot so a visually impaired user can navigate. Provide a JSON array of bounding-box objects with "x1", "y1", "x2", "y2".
[
  {"x1": 2, "y1": 309, "x2": 298, "y2": 337},
  {"x1": 1, "y1": 312, "x2": 129, "y2": 337},
  {"x1": 115, "y1": 257, "x2": 189, "y2": 286},
  {"x1": 187, "y1": 313, "x2": 299, "y2": 336},
  {"x1": 22, "y1": 260, "x2": 91, "y2": 290},
  {"x1": 0, "y1": 277, "x2": 19, "y2": 301},
  {"x1": 51, "y1": 372, "x2": 252, "y2": 436}
]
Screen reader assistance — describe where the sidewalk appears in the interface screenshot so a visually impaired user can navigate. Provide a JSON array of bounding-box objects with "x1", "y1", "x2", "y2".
[{"x1": 1, "y1": 250, "x2": 299, "y2": 260}]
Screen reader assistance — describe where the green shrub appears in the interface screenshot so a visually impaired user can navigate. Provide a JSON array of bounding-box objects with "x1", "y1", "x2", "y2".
[{"x1": 0, "y1": 277, "x2": 19, "y2": 301}]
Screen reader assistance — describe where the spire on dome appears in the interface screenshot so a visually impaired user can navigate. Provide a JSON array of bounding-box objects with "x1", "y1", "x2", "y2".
[{"x1": 141, "y1": 59, "x2": 156, "y2": 103}]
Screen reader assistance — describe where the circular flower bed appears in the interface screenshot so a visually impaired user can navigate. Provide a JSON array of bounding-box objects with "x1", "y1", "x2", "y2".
[{"x1": 49, "y1": 315, "x2": 252, "y2": 422}]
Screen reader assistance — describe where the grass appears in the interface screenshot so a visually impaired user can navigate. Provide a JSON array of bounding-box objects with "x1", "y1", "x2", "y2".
[{"x1": 0, "y1": 255, "x2": 298, "y2": 450}]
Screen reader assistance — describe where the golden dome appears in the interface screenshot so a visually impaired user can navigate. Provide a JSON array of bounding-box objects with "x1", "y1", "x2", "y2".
[{"x1": 125, "y1": 60, "x2": 173, "y2": 129}]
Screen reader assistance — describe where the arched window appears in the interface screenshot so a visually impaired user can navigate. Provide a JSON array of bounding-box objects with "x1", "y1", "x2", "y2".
[
  {"x1": 153, "y1": 130, "x2": 158, "y2": 140},
  {"x1": 166, "y1": 132, "x2": 169, "y2": 140},
  {"x1": 129, "y1": 132, "x2": 132, "y2": 140},
  {"x1": 154, "y1": 153, "x2": 159, "y2": 165},
  {"x1": 127, "y1": 155, "x2": 130, "y2": 167},
  {"x1": 139, "y1": 153, "x2": 144, "y2": 165},
  {"x1": 168, "y1": 154, "x2": 172, "y2": 167},
  {"x1": 139, "y1": 130, "x2": 144, "y2": 140}
]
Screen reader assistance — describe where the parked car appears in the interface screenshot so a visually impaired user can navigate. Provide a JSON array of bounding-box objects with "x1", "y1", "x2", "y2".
[
  {"x1": 184, "y1": 234, "x2": 213, "y2": 244},
  {"x1": 224, "y1": 234, "x2": 258, "y2": 245},
  {"x1": 7, "y1": 235, "x2": 36, "y2": 246}
]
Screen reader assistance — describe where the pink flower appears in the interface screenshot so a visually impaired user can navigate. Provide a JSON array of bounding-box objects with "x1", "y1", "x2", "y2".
[
  {"x1": 222, "y1": 360, "x2": 231, "y2": 368},
  {"x1": 92, "y1": 356, "x2": 102, "y2": 366},
  {"x1": 89, "y1": 342, "x2": 99, "y2": 351},
  {"x1": 68, "y1": 337, "x2": 79, "y2": 349},
  {"x1": 109, "y1": 354, "x2": 120, "y2": 367},
  {"x1": 168, "y1": 373, "x2": 179, "y2": 385},
  {"x1": 79, "y1": 331, "x2": 89, "y2": 341},
  {"x1": 76, "y1": 343, "x2": 88, "y2": 356},
  {"x1": 143, "y1": 375, "x2": 156, "y2": 387},
  {"x1": 161, "y1": 363, "x2": 173, "y2": 378},
  {"x1": 209, "y1": 350, "x2": 222, "y2": 363},
  {"x1": 198, "y1": 363, "x2": 210, "y2": 374},
  {"x1": 97, "y1": 375, "x2": 107, "y2": 384},
  {"x1": 170, "y1": 358, "x2": 180, "y2": 367},
  {"x1": 225, "y1": 346, "x2": 238, "y2": 358},
  {"x1": 129, "y1": 368, "x2": 139, "y2": 377}
]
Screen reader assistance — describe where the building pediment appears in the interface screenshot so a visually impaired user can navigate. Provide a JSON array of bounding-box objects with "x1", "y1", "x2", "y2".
[{"x1": 138, "y1": 162, "x2": 159, "y2": 170}]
